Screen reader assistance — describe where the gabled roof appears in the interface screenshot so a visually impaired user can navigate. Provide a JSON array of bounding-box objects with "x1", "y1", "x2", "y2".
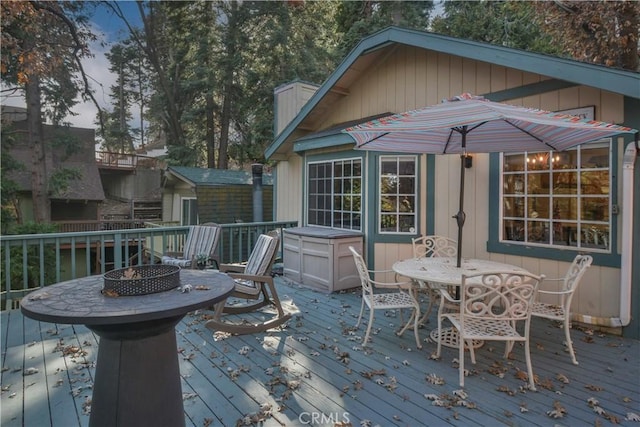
[
  {"x1": 266, "y1": 26, "x2": 640, "y2": 160},
  {"x1": 165, "y1": 166, "x2": 274, "y2": 187}
]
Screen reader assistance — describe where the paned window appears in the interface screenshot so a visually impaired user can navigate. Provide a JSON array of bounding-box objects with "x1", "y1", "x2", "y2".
[
  {"x1": 379, "y1": 156, "x2": 417, "y2": 233},
  {"x1": 307, "y1": 158, "x2": 362, "y2": 230},
  {"x1": 501, "y1": 141, "x2": 611, "y2": 251}
]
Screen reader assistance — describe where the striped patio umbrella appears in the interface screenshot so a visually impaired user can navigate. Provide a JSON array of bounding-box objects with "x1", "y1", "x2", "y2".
[{"x1": 343, "y1": 93, "x2": 638, "y2": 268}]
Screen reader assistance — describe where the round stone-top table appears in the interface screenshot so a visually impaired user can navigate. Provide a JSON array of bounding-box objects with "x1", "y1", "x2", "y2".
[
  {"x1": 393, "y1": 257, "x2": 528, "y2": 287},
  {"x1": 21, "y1": 269, "x2": 235, "y2": 427}
]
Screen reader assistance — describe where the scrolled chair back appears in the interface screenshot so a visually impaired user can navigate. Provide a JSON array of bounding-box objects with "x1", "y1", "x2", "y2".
[
  {"x1": 460, "y1": 271, "x2": 544, "y2": 321},
  {"x1": 562, "y1": 254, "x2": 593, "y2": 292},
  {"x1": 349, "y1": 246, "x2": 374, "y2": 294},
  {"x1": 412, "y1": 235, "x2": 457, "y2": 258}
]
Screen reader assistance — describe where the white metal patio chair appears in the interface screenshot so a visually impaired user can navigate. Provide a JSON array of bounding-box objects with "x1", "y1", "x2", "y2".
[
  {"x1": 161, "y1": 222, "x2": 221, "y2": 269},
  {"x1": 437, "y1": 271, "x2": 544, "y2": 390},
  {"x1": 349, "y1": 246, "x2": 421, "y2": 349},
  {"x1": 411, "y1": 235, "x2": 458, "y2": 323},
  {"x1": 205, "y1": 230, "x2": 291, "y2": 334},
  {"x1": 532, "y1": 254, "x2": 593, "y2": 365}
]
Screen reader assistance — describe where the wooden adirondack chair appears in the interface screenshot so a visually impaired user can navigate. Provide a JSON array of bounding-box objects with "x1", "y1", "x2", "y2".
[
  {"x1": 205, "y1": 230, "x2": 291, "y2": 334},
  {"x1": 161, "y1": 223, "x2": 221, "y2": 269}
]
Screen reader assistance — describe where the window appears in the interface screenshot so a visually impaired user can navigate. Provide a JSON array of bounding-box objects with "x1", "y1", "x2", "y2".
[
  {"x1": 379, "y1": 156, "x2": 417, "y2": 234},
  {"x1": 307, "y1": 158, "x2": 361, "y2": 230},
  {"x1": 181, "y1": 198, "x2": 198, "y2": 225},
  {"x1": 501, "y1": 141, "x2": 611, "y2": 252}
]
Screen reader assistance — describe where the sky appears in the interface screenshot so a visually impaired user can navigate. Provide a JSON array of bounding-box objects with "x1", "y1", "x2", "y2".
[{"x1": 1, "y1": 1, "x2": 142, "y2": 131}]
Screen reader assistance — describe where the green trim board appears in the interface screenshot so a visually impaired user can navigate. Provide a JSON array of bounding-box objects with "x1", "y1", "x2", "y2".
[
  {"x1": 303, "y1": 149, "x2": 367, "y2": 234},
  {"x1": 295, "y1": 133, "x2": 358, "y2": 153},
  {"x1": 365, "y1": 152, "x2": 423, "y2": 265},
  {"x1": 482, "y1": 80, "x2": 580, "y2": 102},
  {"x1": 426, "y1": 154, "x2": 435, "y2": 236},
  {"x1": 623, "y1": 96, "x2": 640, "y2": 339}
]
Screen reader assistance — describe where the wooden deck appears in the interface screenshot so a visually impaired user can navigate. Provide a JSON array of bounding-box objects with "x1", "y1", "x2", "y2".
[{"x1": 2, "y1": 276, "x2": 639, "y2": 426}]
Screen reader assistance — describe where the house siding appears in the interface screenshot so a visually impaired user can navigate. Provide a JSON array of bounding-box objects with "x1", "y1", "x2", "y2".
[
  {"x1": 196, "y1": 185, "x2": 273, "y2": 224},
  {"x1": 273, "y1": 43, "x2": 631, "y2": 328},
  {"x1": 274, "y1": 155, "x2": 304, "y2": 224}
]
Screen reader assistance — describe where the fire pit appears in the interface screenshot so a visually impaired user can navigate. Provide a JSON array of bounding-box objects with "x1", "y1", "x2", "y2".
[{"x1": 103, "y1": 265, "x2": 180, "y2": 296}]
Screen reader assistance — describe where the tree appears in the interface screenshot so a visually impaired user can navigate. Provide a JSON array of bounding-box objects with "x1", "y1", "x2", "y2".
[
  {"x1": 335, "y1": 1, "x2": 433, "y2": 58},
  {"x1": 1, "y1": 1, "x2": 101, "y2": 222},
  {"x1": 532, "y1": 0, "x2": 639, "y2": 71},
  {"x1": 99, "y1": 41, "x2": 148, "y2": 153},
  {"x1": 0, "y1": 121, "x2": 23, "y2": 233},
  {"x1": 430, "y1": 1, "x2": 560, "y2": 54}
]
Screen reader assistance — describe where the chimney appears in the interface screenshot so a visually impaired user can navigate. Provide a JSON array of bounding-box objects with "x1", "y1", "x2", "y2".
[
  {"x1": 252, "y1": 163, "x2": 263, "y2": 223},
  {"x1": 273, "y1": 81, "x2": 319, "y2": 136}
]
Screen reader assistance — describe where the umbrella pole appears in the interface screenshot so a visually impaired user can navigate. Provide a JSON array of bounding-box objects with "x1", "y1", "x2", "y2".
[{"x1": 455, "y1": 154, "x2": 465, "y2": 269}]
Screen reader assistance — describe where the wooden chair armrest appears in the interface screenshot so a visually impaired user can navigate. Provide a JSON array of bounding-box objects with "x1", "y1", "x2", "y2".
[
  {"x1": 164, "y1": 251, "x2": 184, "y2": 258},
  {"x1": 226, "y1": 272, "x2": 273, "y2": 284},
  {"x1": 220, "y1": 263, "x2": 247, "y2": 273}
]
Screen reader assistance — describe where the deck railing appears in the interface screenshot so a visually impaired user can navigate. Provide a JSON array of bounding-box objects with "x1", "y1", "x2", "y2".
[{"x1": 0, "y1": 220, "x2": 297, "y2": 310}]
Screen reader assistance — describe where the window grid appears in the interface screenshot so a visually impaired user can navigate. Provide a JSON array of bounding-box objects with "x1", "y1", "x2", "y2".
[
  {"x1": 307, "y1": 159, "x2": 361, "y2": 231},
  {"x1": 378, "y1": 156, "x2": 417, "y2": 234},
  {"x1": 501, "y1": 141, "x2": 611, "y2": 252}
]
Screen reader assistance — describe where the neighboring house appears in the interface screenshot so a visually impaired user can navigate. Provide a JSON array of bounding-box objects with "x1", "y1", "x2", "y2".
[
  {"x1": 2, "y1": 106, "x2": 105, "y2": 223},
  {"x1": 266, "y1": 27, "x2": 640, "y2": 337},
  {"x1": 135, "y1": 138, "x2": 168, "y2": 159},
  {"x1": 162, "y1": 166, "x2": 274, "y2": 225}
]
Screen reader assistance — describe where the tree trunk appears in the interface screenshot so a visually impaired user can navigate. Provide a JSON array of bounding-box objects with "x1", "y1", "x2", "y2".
[
  {"x1": 26, "y1": 76, "x2": 50, "y2": 223},
  {"x1": 206, "y1": 92, "x2": 216, "y2": 168},
  {"x1": 218, "y1": 2, "x2": 239, "y2": 170},
  {"x1": 138, "y1": 2, "x2": 186, "y2": 147}
]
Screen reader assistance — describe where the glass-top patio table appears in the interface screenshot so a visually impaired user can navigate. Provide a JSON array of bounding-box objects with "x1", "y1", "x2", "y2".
[{"x1": 392, "y1": 257, "x2": 529, "y2": 348}]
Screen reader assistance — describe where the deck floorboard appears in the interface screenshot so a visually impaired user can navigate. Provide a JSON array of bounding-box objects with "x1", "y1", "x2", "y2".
[{"x1": 1, "y1": 276, "x2": 639, "y2": 426}]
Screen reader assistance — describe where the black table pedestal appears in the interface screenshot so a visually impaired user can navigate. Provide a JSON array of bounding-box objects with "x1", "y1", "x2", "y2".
[
  {"x1": 88, "y1": 316, "x2": 186, "y2": 427},
  {"x1": 20, "y1": 270, "x2": 235, "y2": 427}
]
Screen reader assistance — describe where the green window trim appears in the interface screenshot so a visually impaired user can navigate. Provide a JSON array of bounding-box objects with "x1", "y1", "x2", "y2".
[
  {"x1": 367, "y1": 153, "x2": 423, "y2": 245},
  {"x1": 488, "y1": 146, "x2": 621, "y2": 268},
  {"x1": 304, "y1": 151, "x2": 365, "y2": 231}
]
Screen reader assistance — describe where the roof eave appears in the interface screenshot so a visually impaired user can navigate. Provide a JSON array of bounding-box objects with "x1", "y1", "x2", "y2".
[{"x1": 265, "y1": 26, "x2": 640, "y2": 161}]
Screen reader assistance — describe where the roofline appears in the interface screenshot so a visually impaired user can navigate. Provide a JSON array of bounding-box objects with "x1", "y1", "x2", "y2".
[
  {"x1": 265, "y1": 26, "x2": 640, "y2": 160},
  {"x1": 165, "y1": 166, "x2": 196, "y2": 187}
]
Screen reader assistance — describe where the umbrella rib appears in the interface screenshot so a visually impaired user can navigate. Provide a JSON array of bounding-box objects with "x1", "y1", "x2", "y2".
[
  {"x1": 358, "y1": 131, "x2": 391, "y2": 147},
  {"x1": 503, "y1": 119, "x2": 558, "y2": 150},
  {"x1": 443, "y1": 128, "x2": 456, "y2": 153}
]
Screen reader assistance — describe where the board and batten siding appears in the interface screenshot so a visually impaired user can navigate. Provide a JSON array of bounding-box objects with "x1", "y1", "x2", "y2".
[
  {"x1": 274, "y1": 155, "x2": 304, "y2": 225},
  {"x1": 339, "y1": 46, "x2": 627, "y2": 322}
]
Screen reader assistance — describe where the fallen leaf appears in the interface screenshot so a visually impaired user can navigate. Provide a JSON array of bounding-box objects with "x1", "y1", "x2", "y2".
[{"x1": 626, "y1": 412, "x2": 640, "y2": 421}]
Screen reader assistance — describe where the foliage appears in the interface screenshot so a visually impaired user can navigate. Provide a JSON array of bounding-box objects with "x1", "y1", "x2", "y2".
[
  {"x1": 335, "y1": 1, "x2": 433, "y2": 58},
  {"x1": 531, "y1": 0, "x2": 639, "y2": 71},
  {"x1": 1, "y1": 1, "x2": 98, "y2": 124},
  {"x1": 431, "y1": 0, "x2": 639, "y2": 71},
  {"x1": 0, "y1": 122, "x2": 23, "y2": 233},
  {"x1": 0, "y1": 222, "x2": 60, "y2": 299},
  {"x1": 98, "y1": 40, "x2": 147, "y2": 152},
  {"x1": 431, "y1": 1, "x2": 560, "y2": 55}
]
